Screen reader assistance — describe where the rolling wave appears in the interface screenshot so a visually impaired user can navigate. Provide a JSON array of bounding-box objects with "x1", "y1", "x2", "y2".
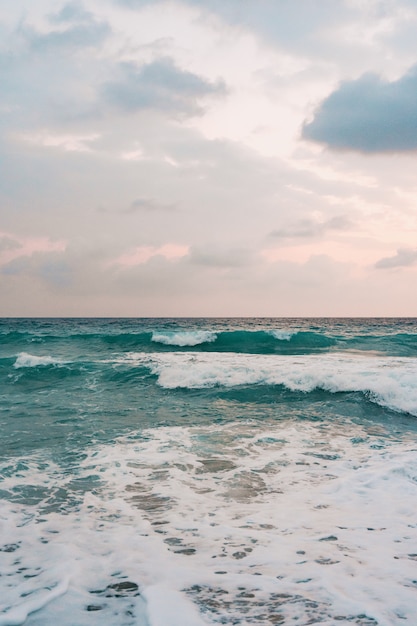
[
  {"x1": 151, "y1": 330, "x2": 217, "y2": 346},
  {"x1": 3, "y1": 324, "x2": 417, "y2": 356},
  {"x1": 119, "y1": 352, "x2": 417, "y2": 416},
  {"x1": 14, "y1": 353, "x2": 68, "y2": 368}
]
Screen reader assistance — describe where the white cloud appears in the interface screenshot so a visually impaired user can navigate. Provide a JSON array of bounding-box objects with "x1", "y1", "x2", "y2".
[{"x1": 18, "y1": 131, "x2": 100, "y2": 152}]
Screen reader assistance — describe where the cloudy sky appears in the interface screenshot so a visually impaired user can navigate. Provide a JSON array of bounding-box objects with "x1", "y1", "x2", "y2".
[{"x1": 1, "y1": 0, "x2": 417, "y2": 316}]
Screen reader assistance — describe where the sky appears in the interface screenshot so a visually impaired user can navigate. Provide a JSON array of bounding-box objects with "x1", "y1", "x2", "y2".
[{"x1": 1, "y1": 0, "x2": 417, "y2": 316}]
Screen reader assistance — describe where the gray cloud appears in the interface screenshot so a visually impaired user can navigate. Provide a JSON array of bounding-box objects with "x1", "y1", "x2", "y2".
[
  {"x1": 38, "y1": 258, "x2": 73, "y2": 288},
  {"x1": 375, "y1": 248, "x2": 417, "y2": 269},
  {"x1": 0, "y1": 9, "x2": 112, "y2": 131},
  {"x1": 101, "y1": 58, "x2": 226, "y2": 117},
  {"x1": 25, "y1": 2, "x2": 111, "y2": 52},
  {"x1": 49, "y1": 2, "x2": 96, "y2": 24},
  {"x1": 126, "y1": 198, "x2": 177, "y2": 213},
  {"x1": 270, "y1": 215, "x2": 352, "y2": 239},
  {"x1": 114, "y1": 0, "x2": 400, "y2": 67},
  {"x1": 115, "y1": 0, "x2": 352, "y2": 50},
  {"x1": 28, "y1": 22, "x2": 110, "y2": 51},
  {"x1": 0, "y1": 236, "x2": 21, "y2": 253},
  {"x1": 3, "y1": 241, "x2": 414, "y2": 317},
  {"x1": 187, "y1": 245, "x2": 254, "y2": 268},
  {"x1": 2, "y1": 252, "x2": 73, "y2": 288},
  {"x1": 0, "y1": 106, "x2": 368, "y2": 257},
  {"x1": 0, "y1": 11, "x2": 223, "y2": 136},
  {"x1": 303, "y1": 66, "x2": 417, "y2": 152}
]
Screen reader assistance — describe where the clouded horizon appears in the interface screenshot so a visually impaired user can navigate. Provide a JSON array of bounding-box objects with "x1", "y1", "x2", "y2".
[{"x1": 1, "y1": 0, "x2": 417, "y2": 316}]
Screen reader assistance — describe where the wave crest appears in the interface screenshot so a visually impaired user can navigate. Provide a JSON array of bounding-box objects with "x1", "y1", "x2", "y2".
[
  {"x1": 122, "y1": 352, "x2": 417, "y2": 416},
  {"x1": 14, "y1": 353, "x2": 66, "y2": 369},
  {"x1": 267, "y1": 329, "x2": 296, "y2": 341},
  {"x1": 151, "y1": 331, "x2": 217, "y2": 347}
]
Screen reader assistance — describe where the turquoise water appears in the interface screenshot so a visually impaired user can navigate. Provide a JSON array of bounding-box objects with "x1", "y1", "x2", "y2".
[{"x1": 1, "y1": 318, "x2": 417, "y2": 625}]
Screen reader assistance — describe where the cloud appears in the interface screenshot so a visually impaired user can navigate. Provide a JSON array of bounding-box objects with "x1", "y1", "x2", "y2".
[
  {"x1": 0, "y1": 235, "x2": 21, "y2": 253},
  {"x1": 113, "y1": 0, "x2": 399, "y2": 65},
  {"x1": 101, "y1": 58, "x2": 226, "y2": 117},
  {"x1": 28, "y1": 22, "x2": 110, "y2": 51},
  {"x1": 1, "y1": 232, "x2": 416, "y2": 316},
  {"x1": 49, "y1": 2, "x2": 96, "y2": 24},
  {"x1": 126, "y1": 197, "x2": 177, "y2": 213},
  {"x1": 0, "y1": 233, "x2": 66, "y2": 267},
  {"x1": 303, "y1": 66, "x2": 417, "y2": 152},
  {"x1": 270, "y1": 215, "x2": 353, "y2": 239},
  {"x1": 25, "y1": 3, "x2": 111, "y2": 52},
  {"x1": 0, "y1": 10, "x2": 112, "y2": 131},
  {"x1": 187, "y1": 245, "x2": 254, "y2": 268},
  {"x1": 113, "y1": 244, "x2": 189, "y2": 267},
  {"x1": 38, "y1": 258, "x2": 73, "y2": 288},
  {"x1": 375, "y1": 247, "x2": 417, "y2": 269},
  {"x1": 2, "y1": 0, "x2": 417, "y2": 317},
  {"x1": 19, "y1": 131, "x2": 100, "y2": 152},
  {"x1": 115, "y1": 0, "x2": 350, "y2": 51}
]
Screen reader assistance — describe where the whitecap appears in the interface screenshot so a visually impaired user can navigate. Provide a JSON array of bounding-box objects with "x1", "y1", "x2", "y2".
[
  {"x1": 13, "y1": 353, "x2": 67, "y2": 369},
  {"x1": 151, "y1": 331, "x2": 217, "y2": 347},
  {"x1": 125, "y1": 352, "x2": 417, "y2": 416},
  {"x1": 267, "y1": 329, "x2": 296, "y2": 341}
]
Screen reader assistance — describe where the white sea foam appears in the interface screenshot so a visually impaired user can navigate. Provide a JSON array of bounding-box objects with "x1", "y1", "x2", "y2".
[
  {"x1": 144, "y1": 585, "x2": 208, "y2": 626},
  {"x1": 267, "y1": 329, "x2": 296, "y2": 341},
  {"x1": 151, "y1": 331, "x2": 217, "y2": 347},
  {"x1": 13, "y1": 352, "x2": 66, "y2": 369},
  {"x1": 122, "y1": 352, "x2": 417, "y2": 416},
  {"x1": 1, "y1": 420, "x2": 417, "y2": 624},
  {"x1": 0, "y1": 579, "x2": 69, "y2": 626}
]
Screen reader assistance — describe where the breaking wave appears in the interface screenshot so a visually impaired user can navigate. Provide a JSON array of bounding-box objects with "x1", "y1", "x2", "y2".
[
  {"x1": 151, "y1": 331, "x2": 217, "y2": 346},
  {"x1": 121, "y1": 352, "x2": 417, "y2": 416},
  {"x1": 14, "y1": 353, "x2": 68, "y2": 369}
]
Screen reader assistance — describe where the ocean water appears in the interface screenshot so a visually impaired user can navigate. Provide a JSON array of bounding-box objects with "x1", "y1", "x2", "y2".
[{"x1": 1, "y1": 318, "x2": 417, "y2": 626}]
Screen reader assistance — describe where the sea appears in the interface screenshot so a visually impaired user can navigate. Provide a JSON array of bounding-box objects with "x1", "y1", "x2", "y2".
[{"x1": 1, "y1": 317, "x2": 417, "y2": 626}]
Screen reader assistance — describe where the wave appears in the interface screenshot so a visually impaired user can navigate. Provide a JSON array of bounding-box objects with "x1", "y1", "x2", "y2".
[
  {"x1": 14, "y1": 353, "x2": 68, "y2": 369},
  {"x1": 11, "y1": 349, "x2": 417, "y2": 416},
  {"x1": 151, "y1": 331, "x2": 217, "y2": 346},
  {"x1": 267, "y1": 329, "x2": 295, "y2": 341},
  {"x1": 0, "y1": 331, "x2": 32, "y2": 345},
  {"x1": 343, "y1": 332, "x2": 417, "y2": 356},
  {"x1": 141, "y1": 329, "x2": 335, "y2": 353},
  {"x1": 121, "y1": 352, "x2": 417, "y2": 416},
  {"x1": 2, "y1": 329, "x2": 336, "y2": 354},
  {"x1": 3, "y1": 326, "x2": 417, "y2": 356}
]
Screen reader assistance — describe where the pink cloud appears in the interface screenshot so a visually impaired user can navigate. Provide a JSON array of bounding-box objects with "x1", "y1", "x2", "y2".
[
  {"x1": 0, "y1": 232, "x2": 66, "y2": 266},
  {"x1": 261, "y1": 241, "x2": 380, "y2": 266}
]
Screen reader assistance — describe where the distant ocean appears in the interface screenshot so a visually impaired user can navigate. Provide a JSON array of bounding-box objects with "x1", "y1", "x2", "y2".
[{"x1": 1, "y1": 318, "x2": 417, "y2": 626}]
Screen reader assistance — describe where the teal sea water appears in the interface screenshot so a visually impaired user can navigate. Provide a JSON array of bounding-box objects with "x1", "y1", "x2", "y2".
[{"x1": 1, "y1": 318, "x2": 417, "y2": 625}]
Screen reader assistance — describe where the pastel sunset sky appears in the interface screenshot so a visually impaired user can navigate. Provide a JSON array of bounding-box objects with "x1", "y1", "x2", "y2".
[{"x1": 1, "y1": 0, "x2": 417, "y2": 316}]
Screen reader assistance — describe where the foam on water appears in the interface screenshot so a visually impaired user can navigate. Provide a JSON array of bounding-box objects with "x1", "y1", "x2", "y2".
[
  {"x1": 13, "y1": 353, "x2": 67, "y2": 369},
  {"x1": 1, "y1": 420, "x2": 416, "y2": 625},
  {"x1": 151, "y1": 331, "x2": 217, "y2": 347},
  {"x1": 120, "y1": 352, "x2": 417, "y2": 416},
  {"x1": 2, "y1": 319, "x2": 417, "y2": 625},
  {"x1": 267, "y1": 330, "x2": 295, "y2": 341}
]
